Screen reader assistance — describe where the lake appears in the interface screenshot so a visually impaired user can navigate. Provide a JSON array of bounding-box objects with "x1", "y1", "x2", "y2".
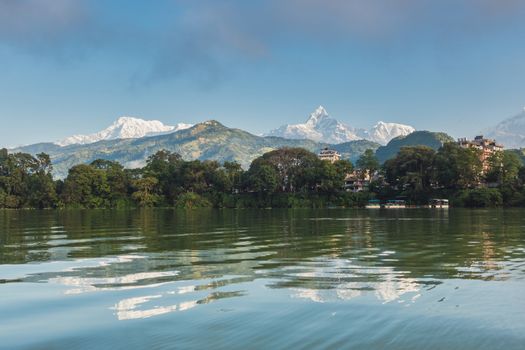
[{"x1": 0, "y1": 209, "x2": 524, "y2": 349}]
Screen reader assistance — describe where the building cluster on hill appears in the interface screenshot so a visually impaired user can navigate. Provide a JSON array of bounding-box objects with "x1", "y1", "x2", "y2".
[
  {"x1": 317, "y1": 134, "x2": 515, "y2": 205},
  {"x1": 457, "y1": 135, "x2": 504, "y2": 172}
]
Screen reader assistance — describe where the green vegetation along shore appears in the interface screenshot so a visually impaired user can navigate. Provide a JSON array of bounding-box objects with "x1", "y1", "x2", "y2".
[{"x1": 1, "y1": 142, "x2": 524, "y2": 209}]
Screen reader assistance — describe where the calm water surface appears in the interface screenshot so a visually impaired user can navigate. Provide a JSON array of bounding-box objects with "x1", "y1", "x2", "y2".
[{"x1": 0, "y1": 209, "x2": 524, "y2": 349}]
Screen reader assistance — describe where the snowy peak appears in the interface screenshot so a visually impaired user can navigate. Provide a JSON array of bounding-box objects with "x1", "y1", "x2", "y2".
[
  {"x1": 109, "y1": 116, "x2": 174, "y2": 139},
  {"x1": 56, "y1": 116, "x2": 192, "y2": 146},
  {"x1": 266, "y1": 106, "x2": 415, "y2": 145},
  {"x1": 366, "y1": 121, "x2": 416, "y2": 145},
  {"x1": 305, "y1": 105, "x2": 330, "y2": 126},
  {"x1": 266, "y1": 106, "x2": 361, "y2": 144}
]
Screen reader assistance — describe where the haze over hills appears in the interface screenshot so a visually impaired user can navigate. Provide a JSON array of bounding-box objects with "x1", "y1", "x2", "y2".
[
  {"x1": 13, "y1": 120, "x2": 380, "y2": 179},
  {"x1": 484, "y1": 108, "x2": 525, "y2": 149},
  {"x1": 56, "y1": 116, "x2": 193, "y2": 146},
  {"x1": 266, "y1": 106, "x2": 415, "y2": 145}
]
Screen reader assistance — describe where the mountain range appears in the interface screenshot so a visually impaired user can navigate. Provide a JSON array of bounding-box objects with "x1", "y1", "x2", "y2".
[
  {"x1": 56, "y1": 116, "x2": 192, "y2": 146},
  {"x1": 7, "y1": 107, "x2": 461, "y2": 179},
  {"x1": 266, "y1": 106, "x2": 415, "y2": 145},
  {"x1": 13, "y1": 121, "x2": 381, "y2": 179}
]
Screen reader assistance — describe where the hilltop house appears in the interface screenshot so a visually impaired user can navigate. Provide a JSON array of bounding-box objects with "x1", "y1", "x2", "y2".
[
  {"x1": 457, "y1": 135, "x2": 503, "y2": 172},
  {"x1": 318, "y1": 148, "x2": 341, "y2": 163}
]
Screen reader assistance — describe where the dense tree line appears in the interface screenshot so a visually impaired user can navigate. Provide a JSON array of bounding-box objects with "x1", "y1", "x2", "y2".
[
  {"x1": 0, "y1": 149, "x2": 56, "y2": 208},
  {"x1": 1, "y1": 142, "x2": 524, "y2": 209},
  {"x1": 380, "y1": 143, "x2": 524, "y2": 207}
]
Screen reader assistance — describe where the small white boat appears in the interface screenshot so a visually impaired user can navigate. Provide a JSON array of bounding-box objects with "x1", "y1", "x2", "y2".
[{"x1": 430, "y1": 199, "x2": 449, "y2": 208}]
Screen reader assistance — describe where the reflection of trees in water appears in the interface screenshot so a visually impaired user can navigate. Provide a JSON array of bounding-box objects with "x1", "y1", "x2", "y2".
[
  {"x1": 1, "y1": 209, "x2": 524, "y2": 283},
  {"x1": 0, "y1": 210, "x2": 58, "y2": 264},
  {"x1": 1, "y1": 208, "x2": 524, "y2": 321}
]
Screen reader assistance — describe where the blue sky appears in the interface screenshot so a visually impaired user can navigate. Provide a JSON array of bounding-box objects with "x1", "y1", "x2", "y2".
[{"x1": 1, "y1": 0, "x2": 525, "y2": 146}]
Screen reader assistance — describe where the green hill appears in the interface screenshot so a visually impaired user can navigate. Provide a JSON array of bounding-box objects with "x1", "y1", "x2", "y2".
[
  {"x1": 375, "y1": 131, "x2": 454, "y2": 163},
  {"x1": 332, "y1": 140, "x2": 381, "y2": 163},
  {"x1": 13, "y1": 121, "x2": 375, "y2": 178}
]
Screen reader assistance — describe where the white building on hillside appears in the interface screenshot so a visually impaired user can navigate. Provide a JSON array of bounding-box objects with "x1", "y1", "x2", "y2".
[{"x1": 318, "y1": 148, "x2": 340, "y2": 163}]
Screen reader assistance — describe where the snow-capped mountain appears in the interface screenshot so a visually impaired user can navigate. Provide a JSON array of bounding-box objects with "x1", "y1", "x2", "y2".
[
  {"x1": 362, "y1": 121, "x2": 415, "y2": 145},
  {"x1": 266, "y1": 106, "x2": 414, "y2": 145},
  {"x1": 266, "y1": 106, "x2": 362, "y2": 144},
  {"x1": 485, "y1": 108, "x2": 525, "y2": 149},
  {"x1": 56, "y1": 116, "x2": 192, "y2": 146}
]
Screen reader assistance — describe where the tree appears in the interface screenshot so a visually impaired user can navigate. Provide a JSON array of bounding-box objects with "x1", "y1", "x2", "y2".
[
  {"x1": 318, "y1": 159, "x2": 353, "y2": 193},
  {"x1": 485, "y1": 151, "x2": 521, "y2": 185},
  {"x1": 142, "y1": 150, "x2": 183, "y2": 202},
  {"x1": 356, "y1": 149, "x2": 380, "y2": 177},
  {"x1": 90, "y1": 159, "x2": 131, "y2": 204},
  {"x1": 144, "y1": 150, "x2": 182, "y2": 177},
  {"x1": 454, "y1": 188, "x2": 503, "y2": 207},
  {"x1": 245, "y1": 163, "x2": 279, "y2": 193},
  {"x1": 248, "y1": 148, "x2": 322, "y2": 193},
  {"x1": 175, "y1": 192, "x2": 212, "y2": 208},
  {"x1": 383, "y1": 146, "x2": 436, "y2": 203},
  {"x1": 61, "y1": 164, "x2": 110, "y2": 208},
  {"x1": 223, "y1": 161, "x2": 244, "y2": 193},
  {"x1": 0, "y1": 150, "x2": 57, "y2": 208},
  {"x1": 131, "y1": 177, "x2": 160, "y2": 207},
  {"x1": 28, "y1": 154, "x2": 57, "y2": 208},
  {"x1": 434, "y1": 143, "x2": 482, "y2": 190}
]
